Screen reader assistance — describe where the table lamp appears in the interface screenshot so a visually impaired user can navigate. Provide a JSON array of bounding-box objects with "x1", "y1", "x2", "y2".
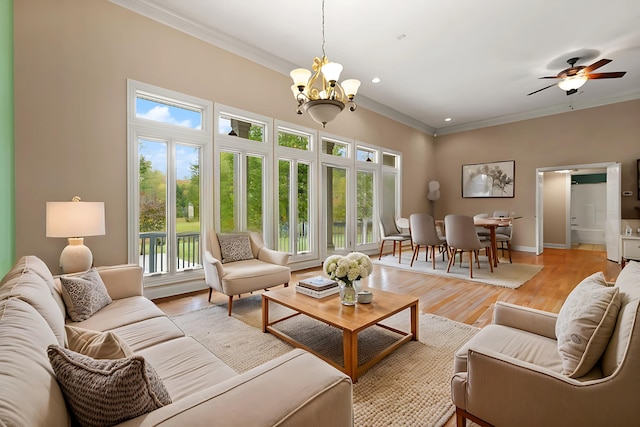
[{"x1": 46, "y1": 196, "x2": 105, "y2": 273}]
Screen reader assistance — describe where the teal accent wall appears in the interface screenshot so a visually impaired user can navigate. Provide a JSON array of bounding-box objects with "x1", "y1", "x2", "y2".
[{"x1": 0, "y1": 0, "x2": 15, "y2": 276}]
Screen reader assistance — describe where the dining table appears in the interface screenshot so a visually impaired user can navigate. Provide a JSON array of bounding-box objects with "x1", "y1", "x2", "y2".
[{"x1": 472, "y1": 217, "x2": 513, "y2": 267}]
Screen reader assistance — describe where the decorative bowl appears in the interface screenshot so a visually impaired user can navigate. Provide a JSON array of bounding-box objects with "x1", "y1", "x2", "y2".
[{"x1": 357, "y1": 290, "x2": 373, "y2": 304}]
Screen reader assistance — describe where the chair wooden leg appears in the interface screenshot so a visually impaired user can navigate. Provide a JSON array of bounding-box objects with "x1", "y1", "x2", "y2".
[
  {"x1": 507, "y1": 241, "x2": 512, "y2": 263},
  {"x1": 456, "y1": 408, "x2": 467, "y2": 427},
  {"x1": 410, "y1": 244, "x2": 420, "y2": 266},
  {"x1": 227, "y1": 295, "x2": 233, "y2": 316},
  {"x1": 378, "y1": 240, "x2": 386, "y2": 260},
  {"x1": 397, "y1": 241, "x2": 402, "y2": 263},
  {"x1": 487, "y1": 246, "x2": 494, "y2": 273},
  {"x1": 469, "y1": 251, "x2": 474, "y2": 278},
  {"x1": 208, "y1": 287, "x2": 213, "y2": 302},
  {"x1": 447, "y1": 249, "x2": 457, "y2": 272},
  {"x1": 284, "y1": 282, "x2": 289, "y2": 287},
  {"x1": 431, "y1": 246, "x2": 436, "y2": 269}
]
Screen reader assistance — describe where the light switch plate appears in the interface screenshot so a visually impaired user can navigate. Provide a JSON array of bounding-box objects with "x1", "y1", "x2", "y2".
[{"x1": 622, "y1": 191, "x2": 633, "y2": 197}]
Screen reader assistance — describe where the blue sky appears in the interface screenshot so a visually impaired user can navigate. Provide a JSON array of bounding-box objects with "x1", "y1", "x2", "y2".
[{"x1": 136, "y1": 98, "x2": 201, "y2": 179}]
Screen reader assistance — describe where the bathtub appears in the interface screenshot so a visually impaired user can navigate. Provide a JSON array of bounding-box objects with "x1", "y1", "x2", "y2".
[{"x1": 571, "y1": 228, "x2": 605, "y2": 245}]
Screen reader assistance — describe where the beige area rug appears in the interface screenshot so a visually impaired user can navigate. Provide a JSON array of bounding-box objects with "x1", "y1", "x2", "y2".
[
  {"x1": 375, "y1": 251, "x2": 543, "y2": 289},
  {"x1": 170, "y1": 295, "x2": 479, "y2": 427}
]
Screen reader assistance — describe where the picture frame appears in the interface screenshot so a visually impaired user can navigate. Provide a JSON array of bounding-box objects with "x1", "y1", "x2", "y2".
[{"x1": 462, "y1": 160, "x2": 515, "y2": 198}]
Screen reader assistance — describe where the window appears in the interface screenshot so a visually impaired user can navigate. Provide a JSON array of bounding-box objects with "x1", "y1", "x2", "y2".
[
  {"x1": 214, "y1": 105, "x2": 272, "y2": 242},
  {"x1": 128, "y1": 80, "x2": 212, "y2": 288}
]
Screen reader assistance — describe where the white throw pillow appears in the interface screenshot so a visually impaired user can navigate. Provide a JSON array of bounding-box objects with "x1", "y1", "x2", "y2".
[
  {"x1": 555, "y1": 271, "x2": 621, "y2": 378},
  {"x1": 65, "y1": 325, "x2": 133, "y2": 360},
  {"x1": 218, "y1": 233, "x2": 254, "y2": 263},
  {"x1": 60, "y1": 268, "x2": 112, "y2": 322}
]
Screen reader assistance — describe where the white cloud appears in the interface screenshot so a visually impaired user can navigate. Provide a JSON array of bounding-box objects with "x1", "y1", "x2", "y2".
[{"x1": 138, "y1": 105, "x2": 194, "y2": 128}]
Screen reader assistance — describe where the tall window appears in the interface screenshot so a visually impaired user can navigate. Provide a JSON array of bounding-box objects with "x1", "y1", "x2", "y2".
[
  {"x1": 276, "y1": 123, "x2": 317, "y2": 262},
  {"x1": 214, "y1": 105, "x2": 272, "y2": 242},
  {"x1": 127, "y1": 80, "x2": 212, "y2": 287}
]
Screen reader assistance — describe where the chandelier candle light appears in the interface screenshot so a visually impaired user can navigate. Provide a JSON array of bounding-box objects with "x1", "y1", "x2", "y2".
[
  {"x1": 324, "y1": 252, "x2": 373, "y2": 306},
  {"x1": 289, "y1": 0, "x2": 361, "y2": 127}
]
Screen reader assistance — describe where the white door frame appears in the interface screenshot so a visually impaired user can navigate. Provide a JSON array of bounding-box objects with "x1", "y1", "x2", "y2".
[{"x1": 535, "y1": 162, "x2": 621, "y2": 261}]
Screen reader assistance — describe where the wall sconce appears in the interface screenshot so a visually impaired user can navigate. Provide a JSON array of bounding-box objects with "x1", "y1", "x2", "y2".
[{"x1": 46, "y1": 196, "x2": 105, "y2": 273}]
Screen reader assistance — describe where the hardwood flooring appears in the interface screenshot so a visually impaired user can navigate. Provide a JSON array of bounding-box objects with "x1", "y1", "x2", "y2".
[{"x1": 153, "y1": 247, "x2": 622, "y2": 427}]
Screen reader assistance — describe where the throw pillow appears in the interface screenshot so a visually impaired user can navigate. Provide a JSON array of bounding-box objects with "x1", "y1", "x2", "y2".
[
  {"x1": 60, "y1": 268, "x2": 112, "y2": 322},
  {"x1": 65, "y1": 325, "x2": 134, "y2": 360},
  {"x1": 555, "y1": 271, "x2": 621, "y2": 378},
  {"x1": 47, "y1": 345, "x2": 172, "y2": 427},
  {"x1": 218, "y1": 233, "x2": 254, "y2": 263}
]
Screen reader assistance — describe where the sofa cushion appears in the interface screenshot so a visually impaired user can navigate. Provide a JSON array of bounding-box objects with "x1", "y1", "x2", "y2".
[
  {"x1": 68, "y1": 296, "x2": 166, "y2": 331},
  {"x1": 60, "y1": 268, "x2": 112, "y2": 322},
  {"x1": 0, "y1": 298, "x2": 69, "y2": 427},
  {"x1": 48, "y1": 345, "x2": 172, "y2": 427},
  {"x1": 556, "y1": 271, "x2": 621, "y2": 378},
  {"x1": 109, "y1": 316, "x2": 185, "y2": 352},
  {"x1": 65, "y1": 325, "x2": 133, "y2": 359},
  {"x1": 0, "y1": 269, "x2": 66, "y2": 347},
  {"x1": 218, "y1": 233, "x2": 254, "y2": 263}
]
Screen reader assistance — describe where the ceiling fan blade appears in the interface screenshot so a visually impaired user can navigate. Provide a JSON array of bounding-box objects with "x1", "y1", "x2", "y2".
[
  {"x1": 539, "y1": 76, "x2": 560, "y2": 79},
  {"x1": 583, "y1": 58, "x2": 612, "y2": 74},
  {"x1": 587, "y1": 71, "x2": 627, "y2": 79},
  {"x1": 527, "y1": 83, "x2": 557, "y2": 96}
]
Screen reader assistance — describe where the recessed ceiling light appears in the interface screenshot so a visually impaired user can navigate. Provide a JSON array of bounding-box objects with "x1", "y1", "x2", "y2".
[
  {"x1": 444, "y1": 117, "x2": 452, "y2": 122},
  {"x1": 372, "y1": 77, "x2": 381, "y2": 84},
  {"x1": 396, "y1": 34, "x2": 407, "y2": 40}
]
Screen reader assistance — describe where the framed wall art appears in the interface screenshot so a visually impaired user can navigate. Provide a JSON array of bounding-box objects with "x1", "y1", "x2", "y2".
[{"x1": 462, "y1": 160, "x2": 515, "y2": 198}]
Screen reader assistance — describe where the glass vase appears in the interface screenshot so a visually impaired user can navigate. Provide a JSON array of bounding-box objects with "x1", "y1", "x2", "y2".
[
  {"x1": 339, "y1": 281, "x2": 357, "y2": 306},
  {"x1": 354, "y1": 279, "x2": 362, "y2": 293}
]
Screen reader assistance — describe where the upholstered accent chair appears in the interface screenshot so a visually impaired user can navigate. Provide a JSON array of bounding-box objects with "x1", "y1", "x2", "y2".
[
  {"x1": 445, "y1": 214, "x2": 493, "y2": 278},
  {"x1": 451, "y1": 261, "x2": 640, "y2": 427},
  {"x1": 378, "y1": 214, "x2": 412, "y2": 263},
  {"x1": 203, "y1": 231, "x2": 290, "y2": 315},
  {"x1": 409, "y1": 213, "x2": 448, "y2": 268}
]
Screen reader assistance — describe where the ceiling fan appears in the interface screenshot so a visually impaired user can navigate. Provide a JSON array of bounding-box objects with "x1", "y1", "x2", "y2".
[{"x1": 527, "y1": 57, "x2": 626, "y2": 96}]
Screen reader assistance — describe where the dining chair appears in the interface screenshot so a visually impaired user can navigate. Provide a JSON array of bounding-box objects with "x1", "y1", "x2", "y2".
[
  {"x1": 444, "y1": 214, "x2": 493, "y2": 278},
  {"x1": 473, "y1": 213, "x2": 491, "y2": 239},
  {"x1": 409, "y1": 213, "x2": 448, "y2": 268},
  {"x1": 378, "y1": 214, "x2": 412, "y2": 263},
  {"x1": 495, "y1": 219, "x2": 513, "y2": 263},
  {"x1": 492, "y1": 210, "x2": 510, "y2": 218}
]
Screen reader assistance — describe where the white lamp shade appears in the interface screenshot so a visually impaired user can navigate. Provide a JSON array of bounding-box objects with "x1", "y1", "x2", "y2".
[
  {"x1": 46, "y1": 201, "x2": 105, "y2": 238},
  {"x1": 341, "y1": 79, "x2": 361, "y2": 98},
  {"x1": 290, "y1": 68, "x2": 312, "y2": 87},
  {"x1": 321, "y1": 62, "x2": 343, "y2": 83},
  {"x1": 558, "y1": 75, "x2": 588, "y2": 91}
]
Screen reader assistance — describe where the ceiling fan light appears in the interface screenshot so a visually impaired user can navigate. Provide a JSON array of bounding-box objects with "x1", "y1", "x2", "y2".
[{"x1": 558, "y1": 75, "x2": 588, "y2": 91}]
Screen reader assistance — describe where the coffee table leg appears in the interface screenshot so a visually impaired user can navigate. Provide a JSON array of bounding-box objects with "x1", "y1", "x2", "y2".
[
  {"x1": 262, "y1": 296, "x2": 269, "y2": 333},
  {"x1": 411, "y1": 302, "x2": 418, "y2": 341},
  {"x1": 343, "y1": 330, "x2": 358, "y2": 382}
]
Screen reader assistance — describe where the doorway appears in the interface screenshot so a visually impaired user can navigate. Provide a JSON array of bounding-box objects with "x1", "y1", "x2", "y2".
[{"x1": 535, "y1": 162, "x2": 621, "y2": 262}]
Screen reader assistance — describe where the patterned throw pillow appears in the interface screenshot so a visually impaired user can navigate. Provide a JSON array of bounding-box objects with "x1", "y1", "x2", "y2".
[
  {"x1": 60, "y1": 268, "x2": 112, "y2": 322},
  {"x1": 555, "y1": 272, "x2": 621, "y2": 378},
  {"x1": 65, "y1": 325, "x2": 134, "y2": 360},
  {"x1": 218, "y1": 233, "x2": 254, "y2": 263},
  {"x1": 48, "y1": 345, "x2": 172, "y2": 427}
]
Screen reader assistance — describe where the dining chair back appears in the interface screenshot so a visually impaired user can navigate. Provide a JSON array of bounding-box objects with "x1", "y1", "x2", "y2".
[
  {"x1": 473, "y1": 213, "x2": 491, "y2": 238},
  {"x1": 378, "y1": 214, "x2": 412, "y2": 263},
  {"x1": 409, "y1": 213, "x2": 448, "y2": 268},
  {"x1": 445, "y1": 214, "x2": 493, "y2": 278}
]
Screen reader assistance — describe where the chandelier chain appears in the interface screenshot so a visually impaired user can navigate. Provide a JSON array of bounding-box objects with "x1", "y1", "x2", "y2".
[{"x1": 321, "y1": 0, "x2": 326, "y2": 59}]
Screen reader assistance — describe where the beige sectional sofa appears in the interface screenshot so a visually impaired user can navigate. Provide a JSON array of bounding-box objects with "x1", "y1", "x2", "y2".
[{"x1": 0, "y1": 255, "x2": 353, "y2": 426}]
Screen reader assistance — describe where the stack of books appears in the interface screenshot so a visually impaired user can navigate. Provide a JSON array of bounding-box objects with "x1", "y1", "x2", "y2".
[{"x1": 296, "y1": 276, "x2": 339, "y2": 299}]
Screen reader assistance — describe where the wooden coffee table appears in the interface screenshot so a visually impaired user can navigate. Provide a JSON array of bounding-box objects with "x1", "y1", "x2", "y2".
[{"x1": 262, "y1": 286, "x2": 418, "y2": 382}]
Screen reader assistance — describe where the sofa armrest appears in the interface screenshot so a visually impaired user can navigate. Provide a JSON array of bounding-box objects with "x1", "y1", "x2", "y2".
[
  {"x1": 119, "y1": 349, "x2": 353, "y2": 427},
  {"x1": 95, "y1": 264, "x2": 143, "y2": 300},
  {"x1": 492, "y1": 301, "x2": 557, "y2": 339},
  {"x1": 257, "y1": 246, "x2": 290, "y2": 266},
  {"x1": 203, "y1": 251, "x2": 224, "y2": 293}
]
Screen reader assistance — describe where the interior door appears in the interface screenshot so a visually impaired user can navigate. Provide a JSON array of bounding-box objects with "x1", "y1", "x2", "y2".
[
  {"x1": 535, "y1": 170, "x2": 544, "y2": 255},
  {"x1": 605, "y1": 163, "x2": 621, "y2": 262}
]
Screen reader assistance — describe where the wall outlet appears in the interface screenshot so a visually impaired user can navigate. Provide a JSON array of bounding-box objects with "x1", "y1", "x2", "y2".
[{"x1": 622, "y1": 191, "x2": 633, "y2": 197}]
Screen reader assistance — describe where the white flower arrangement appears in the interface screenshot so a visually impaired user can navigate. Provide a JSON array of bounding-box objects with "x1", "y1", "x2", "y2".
[{"x1": 323, "y1": 252, "x2": 373, "y2": 286}]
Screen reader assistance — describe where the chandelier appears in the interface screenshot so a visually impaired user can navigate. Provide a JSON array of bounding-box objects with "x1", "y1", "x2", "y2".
[{"x1": 289, "y1": 0, "x2": 361, "y2": 127}]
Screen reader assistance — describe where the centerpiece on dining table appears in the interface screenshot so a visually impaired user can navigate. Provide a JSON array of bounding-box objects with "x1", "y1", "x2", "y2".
[{"x1": 323, "y1": 252, "x2": 373, "y2": 306}]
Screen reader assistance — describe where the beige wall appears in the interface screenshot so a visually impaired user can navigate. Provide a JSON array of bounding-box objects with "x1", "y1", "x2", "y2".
[
  {"x1": 543, "y1": 172, "x2": 568, "y2": 246},
  {"x1": 434, "y1": 99, "x2": 640, "y2": 250},
  {"x1": 13, "y1": 0, "x2": 435, "y2": 273}
]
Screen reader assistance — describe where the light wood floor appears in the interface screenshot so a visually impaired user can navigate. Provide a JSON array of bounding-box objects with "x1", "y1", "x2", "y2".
[{"x1": 154, "y1": 247, "x2": 622, "y2": 427}]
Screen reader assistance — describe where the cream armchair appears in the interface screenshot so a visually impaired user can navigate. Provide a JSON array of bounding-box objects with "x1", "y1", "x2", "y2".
[
  {"x1": 451, "y1": 261, "x2": 640, "y2": 427},
  {"x1": 204, "y1": 231, "x2": 291, "y2": 315}
]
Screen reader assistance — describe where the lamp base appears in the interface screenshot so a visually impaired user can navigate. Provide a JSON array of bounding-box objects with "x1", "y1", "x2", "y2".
[{"x1": 60, "y1": 238, "x2": 93, "y2": 274}]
